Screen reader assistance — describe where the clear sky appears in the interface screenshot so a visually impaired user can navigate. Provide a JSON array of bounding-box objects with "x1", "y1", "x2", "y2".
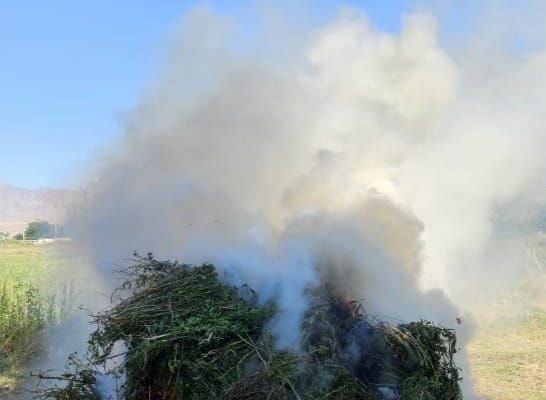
[{"x1": 0, "y1": 0, "x2": 455, "y2": 189}]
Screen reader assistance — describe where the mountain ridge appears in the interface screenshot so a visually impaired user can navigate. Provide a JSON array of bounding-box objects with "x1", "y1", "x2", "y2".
[{"x1": 0, "y1": 183, "x2": 78, "y2": 233}]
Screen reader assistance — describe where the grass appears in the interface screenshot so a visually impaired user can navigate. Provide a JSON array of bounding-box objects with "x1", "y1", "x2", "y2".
[
  {"x1": 0, "y1": 239, "x2": 80, "y2": 286},
  {"x1": 0, "y1": 240, "x2": 79, "y2": 394},
  {"x1": 0, "y1": 283, "x2": 55, "y2": 382},
  {"x1": 466, "y1": 234, "x2": 546, "y2": 400},
  {"x1": 468, "y1": 307, "x2": 546, "y2": 400}
]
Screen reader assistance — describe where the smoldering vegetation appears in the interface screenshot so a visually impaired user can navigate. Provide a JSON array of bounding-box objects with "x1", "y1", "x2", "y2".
[
  {"x1": 33, "y1": 2, "x2": 546, "y2": 399},
  {"x1": 37, "y1": 255, "x2": 462, "y2": 400}
]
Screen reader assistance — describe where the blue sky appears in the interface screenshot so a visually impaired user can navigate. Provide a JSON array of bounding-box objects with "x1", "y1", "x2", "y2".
[{"x1": 0, "y1": 0, "x2": 454, "y2": 189}]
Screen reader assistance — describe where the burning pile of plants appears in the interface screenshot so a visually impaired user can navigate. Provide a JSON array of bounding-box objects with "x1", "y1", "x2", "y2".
[{"x1": 37, "y1": 253, "x2": 463, "y2": 399}]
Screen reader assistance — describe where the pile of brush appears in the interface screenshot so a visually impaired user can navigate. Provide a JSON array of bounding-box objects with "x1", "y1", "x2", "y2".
[{"x1": 37, "y1": 254, "x2": 463, "y2": 400}]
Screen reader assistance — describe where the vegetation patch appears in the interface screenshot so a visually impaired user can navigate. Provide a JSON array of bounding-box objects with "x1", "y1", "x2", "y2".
[
  {"x1": 0, "y1": 241, "x2": 78, "y2": 394},
  {"x1": 38, "y1": 254, "x2": 463, "y2": 400},
  {"x1": 469, "y1": 309, "x2": 546, "y2": 400},
  {"x1": 0, "y1": 281, "x2": 71, "y2": 385}
]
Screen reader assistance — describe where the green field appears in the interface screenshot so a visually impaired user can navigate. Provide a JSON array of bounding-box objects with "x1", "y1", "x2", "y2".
[
  {"x1": 0, "y1": 240, "x2": 82, "y2": 395},
  {"x1": 0, "y1": 239, "x2": 545, "y2": 399}
]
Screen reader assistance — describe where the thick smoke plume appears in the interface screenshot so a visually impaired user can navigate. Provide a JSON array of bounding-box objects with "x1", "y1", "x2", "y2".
[{"x1": 68, "y1": 3, "x2": 546, "y2": 398}]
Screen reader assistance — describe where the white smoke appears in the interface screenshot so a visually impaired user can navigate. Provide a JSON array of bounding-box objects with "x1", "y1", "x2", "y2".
[{"x1": 68, "y1": 3, "x2": 546, "y2": 398}]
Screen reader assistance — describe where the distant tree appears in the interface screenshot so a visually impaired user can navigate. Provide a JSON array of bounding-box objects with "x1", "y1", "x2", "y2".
[
  {"x1": 13, "y1": 233, "x2": 24, "y2": 240},
  {"x1": 24, "y1": 220, "x2": 57, "y2": 240}
]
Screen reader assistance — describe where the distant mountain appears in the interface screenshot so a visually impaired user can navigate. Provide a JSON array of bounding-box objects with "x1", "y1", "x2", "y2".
[{"x1": 0, "y1": 183, "x2": 79, "y2": 233}]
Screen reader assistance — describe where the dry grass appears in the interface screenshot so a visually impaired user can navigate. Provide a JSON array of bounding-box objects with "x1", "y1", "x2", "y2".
[
  {"x1": 467, "y1": 235, "x2": 546, "y2": 400},
  {"x1": 468, "y1": 305, "x2": 546, "y2": 400}
]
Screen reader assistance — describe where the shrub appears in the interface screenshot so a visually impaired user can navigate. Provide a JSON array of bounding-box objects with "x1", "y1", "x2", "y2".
[{"x1": 0, "y1": 282, "x2": 74, "y2": 379}]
